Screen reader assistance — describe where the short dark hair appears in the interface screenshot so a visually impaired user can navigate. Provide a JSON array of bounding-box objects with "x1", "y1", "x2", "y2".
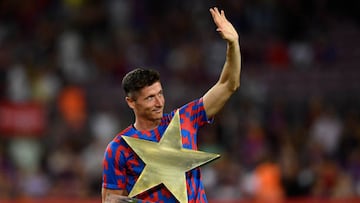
[{"x1": 122, "y1": 68, "x2": 160, "y2": 97}]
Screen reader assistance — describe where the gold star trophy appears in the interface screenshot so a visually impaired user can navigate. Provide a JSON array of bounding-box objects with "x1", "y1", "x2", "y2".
[{"x1": 122, "y1": 110, "x2": 220, "y2": 203}]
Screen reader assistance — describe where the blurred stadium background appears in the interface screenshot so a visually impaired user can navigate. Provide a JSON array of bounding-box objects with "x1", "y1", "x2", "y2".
[{"x1": 0, "y1": 0, "x2": 359, "y2": 202}]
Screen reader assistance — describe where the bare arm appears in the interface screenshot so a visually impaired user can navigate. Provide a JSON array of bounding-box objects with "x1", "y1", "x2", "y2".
[
  {"x1": 203, "y1": 7, "x2": 241, "y2": 118},
  {"x1": 102, "y1": 188, "x2": 128, "y2": 203}
]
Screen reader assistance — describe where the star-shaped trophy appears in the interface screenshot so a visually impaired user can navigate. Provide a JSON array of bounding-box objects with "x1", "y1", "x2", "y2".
[{"x1": 122, "y1": 110, "x2": 220, "y2": 203}]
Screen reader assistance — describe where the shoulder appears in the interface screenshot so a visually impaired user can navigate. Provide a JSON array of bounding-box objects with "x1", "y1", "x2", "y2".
[
  {"x1": 182, "y1": 98, "x2": 204, "y2": 110},
  {"x1": 161, "y1": 98, "x2": 207, "y2": 124},
  {"x1": 178, "y1": 98, "x2": 205, "y2": 115},
  {"x1": 106, "y1": 126, "x2": 134, "y2": 150},
  {"x1": 162, "y1": 98, "x2": 205, "y2": 118}
]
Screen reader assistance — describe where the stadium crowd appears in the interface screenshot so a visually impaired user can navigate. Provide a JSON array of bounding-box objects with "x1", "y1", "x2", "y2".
[{"x1": 0, "y1": 0, "x2": 359, "y2": 201}]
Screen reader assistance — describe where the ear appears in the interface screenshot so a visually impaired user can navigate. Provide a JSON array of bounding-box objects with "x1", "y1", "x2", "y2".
[{"x1": 125, "y1": 96, "x2": 135, "y2": 109}]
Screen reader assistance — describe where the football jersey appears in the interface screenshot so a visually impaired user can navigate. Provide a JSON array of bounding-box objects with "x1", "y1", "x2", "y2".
[{"x1": 102, "y1": 98, "x2": 212, "y2": 202}]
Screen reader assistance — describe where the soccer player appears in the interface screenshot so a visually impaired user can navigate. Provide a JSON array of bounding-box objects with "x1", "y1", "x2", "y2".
[{"x1": 102, "y1": 7, "x2": 241, "y2": 203}]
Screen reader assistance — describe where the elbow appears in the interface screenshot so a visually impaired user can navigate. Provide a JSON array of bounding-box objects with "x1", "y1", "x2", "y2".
[
  {"x1": 219, "y1": 79, "x2": 241, "y2": 93},
  {"x1": 229, "y1": 74, "x2": 241, "y2": 92},
  {"x1": 233, "y1": 78, "x2": 241, "y2": 91},
  {"x1": 229, "y1": 82, "x2": 240, "y2": 92}
]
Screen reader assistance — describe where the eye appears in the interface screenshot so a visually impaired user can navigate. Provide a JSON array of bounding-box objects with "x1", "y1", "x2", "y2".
[{"x1": 145, "y1": 96, "x2": 155, "y2": 101}]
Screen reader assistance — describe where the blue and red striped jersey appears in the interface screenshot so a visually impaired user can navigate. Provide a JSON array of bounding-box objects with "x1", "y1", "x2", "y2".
[{"x1": 102, "y1": 98, "x2": 212, "y2": 203}]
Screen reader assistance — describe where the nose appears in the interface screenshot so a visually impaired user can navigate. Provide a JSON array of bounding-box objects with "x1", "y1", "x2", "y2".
[{"x1": 154, "y1": 94, "x2": 164, "y2": 106}]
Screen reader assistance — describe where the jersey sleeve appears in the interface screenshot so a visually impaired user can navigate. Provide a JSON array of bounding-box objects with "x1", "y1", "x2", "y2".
[
  {"x1": 179, "y1": 98, "x2": 213, "y2": 127},
  {"x1": 102, "y1": 138, "x2": 127, "y2": 190}
]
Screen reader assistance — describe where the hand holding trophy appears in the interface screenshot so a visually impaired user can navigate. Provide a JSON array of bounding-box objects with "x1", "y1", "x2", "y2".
[{"x1": 104, "y1": 193, "x2": 154, "y2": 203}]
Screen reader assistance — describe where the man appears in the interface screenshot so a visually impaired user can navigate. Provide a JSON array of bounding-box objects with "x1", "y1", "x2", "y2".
[{"x1": 102, "y1": 7, "x2": 241, "y2": 203}]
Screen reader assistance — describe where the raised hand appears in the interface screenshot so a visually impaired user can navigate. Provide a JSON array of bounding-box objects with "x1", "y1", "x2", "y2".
[{"x1": 209, "y1": 7, "x2": 239, "y2": 43}]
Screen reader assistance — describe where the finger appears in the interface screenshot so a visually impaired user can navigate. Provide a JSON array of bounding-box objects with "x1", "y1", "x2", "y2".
[
  {"x1": 209, "y1": 8, "x2": 218, "y2": 19},
  {"x1": 221, "y1": 10, "x2": 229, "y2": 22},
  {"x1": 210, "y1": 10, "x2": 220, "y2": 25},
  {"x1": 214, "y1": 7, "x2": 221, "y2": 16},
  {"x1": 209, "y1": 8, "x2": 215, "y2": 18}
]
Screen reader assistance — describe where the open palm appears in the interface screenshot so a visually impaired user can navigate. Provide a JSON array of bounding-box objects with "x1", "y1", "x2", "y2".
[{"x1": 210, "y1": 7, "x2": 239, "y2": 43}]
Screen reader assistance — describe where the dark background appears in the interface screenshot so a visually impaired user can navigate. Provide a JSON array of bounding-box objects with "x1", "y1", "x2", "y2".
[{"x1": 0, "y1": 0, "x2": 359, "y2": 201}]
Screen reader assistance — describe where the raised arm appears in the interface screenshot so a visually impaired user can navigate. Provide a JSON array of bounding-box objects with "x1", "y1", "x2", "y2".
[{"x1": 203, "y1": 7, "x2": 241, "y2": 118}]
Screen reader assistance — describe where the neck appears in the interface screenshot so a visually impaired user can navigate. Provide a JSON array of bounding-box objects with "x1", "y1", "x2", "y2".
[{"x1": 133, "y1": 119, "x2": 161, "y2": 131}]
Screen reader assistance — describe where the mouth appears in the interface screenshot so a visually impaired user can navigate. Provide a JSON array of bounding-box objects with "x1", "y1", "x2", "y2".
[{"x1": 153, "y1": 108, "x2": 163, "y2": 114}]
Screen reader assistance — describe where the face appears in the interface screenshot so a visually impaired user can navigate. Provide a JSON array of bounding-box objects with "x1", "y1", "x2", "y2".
[{"x1": 127, "y1": 81, "x2": 165, "y2": 123}]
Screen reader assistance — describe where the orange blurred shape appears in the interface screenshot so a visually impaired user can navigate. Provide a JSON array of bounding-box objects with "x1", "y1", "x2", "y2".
[
  {"x1": 58, "y1": 86, "x2": 86, "y2": 129},
  {"x1": 254, "y1": 162, "x2": 284, "y2": 202}
]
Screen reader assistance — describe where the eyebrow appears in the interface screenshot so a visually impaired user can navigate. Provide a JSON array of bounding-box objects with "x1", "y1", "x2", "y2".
[{"x1": 145, "y1": 89, "x2": 163, "y2": 98}]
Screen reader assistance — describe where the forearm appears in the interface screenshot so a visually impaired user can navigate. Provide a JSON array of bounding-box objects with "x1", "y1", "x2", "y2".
[
  {"x1": 218, "y1": 39, "x2": 241, "y2": 92},
  {"x1": 203, "y1": 40, "x2": 241, "y2": 118}
]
